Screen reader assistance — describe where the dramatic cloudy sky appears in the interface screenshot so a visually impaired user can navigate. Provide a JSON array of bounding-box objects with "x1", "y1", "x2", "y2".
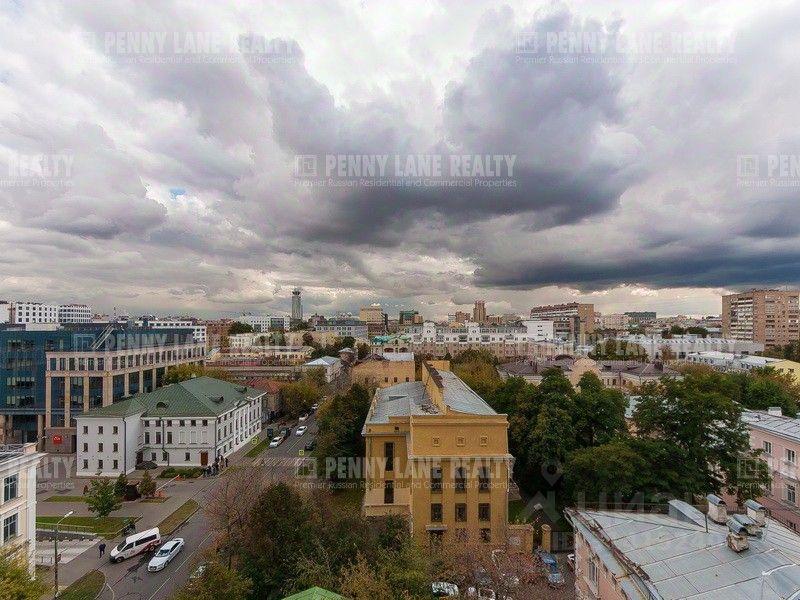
[{"x1": 1, "y1": 0, "x2": 799, "y2": 319}]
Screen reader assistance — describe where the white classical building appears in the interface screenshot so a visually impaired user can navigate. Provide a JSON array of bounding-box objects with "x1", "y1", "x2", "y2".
[
  {"x1": 303, "y1": 356, "x2": 344, "y2": 382},
  {"x1": 75, "y1": 377, "x2": 263, "y2": 476},
  {"x1": 413, "y1": 319, "x2": 554, "y2": 344},
  {"x1": 1, "y1": 443, "x2": 43, "y2": 574}
]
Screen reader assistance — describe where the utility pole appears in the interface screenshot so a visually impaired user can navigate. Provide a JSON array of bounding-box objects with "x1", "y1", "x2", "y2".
[{"x1": 53, "y1": 510, "x2": 74, "y2": 598}]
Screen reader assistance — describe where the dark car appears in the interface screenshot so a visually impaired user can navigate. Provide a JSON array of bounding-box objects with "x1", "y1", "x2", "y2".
[
  {"x1": 304, "y1": 439, "x2": 317, "y2": 452},
  {"x1": 536, "y1": 550, "x2": 565, "y2": 587}
]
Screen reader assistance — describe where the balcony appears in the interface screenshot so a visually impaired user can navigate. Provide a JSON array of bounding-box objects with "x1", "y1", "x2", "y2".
[{"x1": 362, "y1": 485, "x2": 410, "y2": 518}]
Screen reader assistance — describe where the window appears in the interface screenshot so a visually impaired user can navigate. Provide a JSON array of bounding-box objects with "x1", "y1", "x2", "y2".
[
  {"x1": 456, "y1": 436, "x2": 465, "y2": 447},
  {"x1": 3, "y1": 475, "x2": 18, "y2": 502},
  {"x1": 113, "y1": 460, "x2": 118, "y2": 470},
  {"x1": 384, "y1": 442, "x2": 394, "y2": 472},
  {"x1": 167, "y1": 432, "x2": 173, "y2": 444},
  {"x1": 113, "y1": 443, "x2": 118, "y2": 453},
  {"x1": 787, "y1": 449, "x2": 796, "y2": 464},
  {"x1": 82, "y1": 425, "x2": 88, "y2": 434},
  {"x1": 98, "y1": 443, "x2": 103, "y2": 452},
  {"x1": 98, "y1": 459, "x2": 104, "y2": 469},
  {"x1": 98, "y1": 426, "x2": 103, "y2": 434},
  {"x1": 83, "y1": 460, "x2": 88, "y2": 469},
  {"x1": 429, "y1": 503, "x2": 443, "y2": 523},
  {"x1": 190, "y1": 420, "x2": 196, "y2": 426},
  {"x1": 82, "y1": 443, "x2": 88, "y2": 452},
  {"x1": 455, "y1": 503, "x2": 467, "y2": 522},
  {"x1": 163, "y1": 452, "x2": 168, "y2": 461},
  {"x1": 430, "y1": 465, "x2": 443, "y2": 492},
  {"x1": 384, "y1": 481, "x2": 394, "y2": 504},
  {"x1": 202, "y1": 420, "x2": 208, "y2": 426},
  {"x1": 788, "y1": 484, "x2": 797, "y2": 505},
  {"x1": 185, "y1": 452, "x2": 190, "y2": 461},
  {"x1": 588, "y1": 561, "x2": 598, "y2": 586},
  {"x1": 144, "y1": 432, "x2": 150, "y2": 444},
  {"x1": 455, "y1": 467, "x2": 466, "y2": 493},
  {"x1": 3, "y1": 513, "x2": 18, "y2": 541},
  {"x1": 764, "y1": 441, "x2": 773, "y2": 455},
  {"x1": 432, "y1": 436, "x2": 440, "y2": 447},
  {"x1": 113, "y1": 426, "x2": 118, "y2": 434},
  {"x1": 478, "y1": 467, "x2": 490, "y2": 492},
  {"x1": 478, "y1": 503, "x2": 491, "y2": 522}
]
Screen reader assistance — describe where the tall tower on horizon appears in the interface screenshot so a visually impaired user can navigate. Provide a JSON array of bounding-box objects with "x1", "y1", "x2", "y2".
[
  {"x1": 473, "y1": 299, "x2": 486, "y2": 323},
  {"x1": 292, "y1": 288, "x2": 303, "y2": 322}
]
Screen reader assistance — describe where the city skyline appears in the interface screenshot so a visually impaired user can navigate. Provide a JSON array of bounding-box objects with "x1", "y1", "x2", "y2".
[{"x1": 2, "y1": 1, "x2": 799, "y2": 320}]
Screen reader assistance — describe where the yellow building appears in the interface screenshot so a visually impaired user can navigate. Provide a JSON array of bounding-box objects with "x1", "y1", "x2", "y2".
[
  {"x1": 351, "y1": 354, "x2": 416, "y2": 389},
  {"x1": 362, "y1": 361, "x2": 516, "y2": 547},
  {"x1": 770, "y1": 359, "x2": 800, "y2": 384}
]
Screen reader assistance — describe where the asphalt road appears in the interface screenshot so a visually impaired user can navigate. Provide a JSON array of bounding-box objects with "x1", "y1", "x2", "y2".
[{"x1": 102, "y1": 412, "x2": 319, "y2": 600}]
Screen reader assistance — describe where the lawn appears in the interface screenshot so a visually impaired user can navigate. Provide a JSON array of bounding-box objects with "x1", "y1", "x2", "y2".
[
  {"x1": 59, "y1": 569, "x2": 105, "y2": 600},
  {"x1": 36, "y1": 516, "x2": 135, "y2": 538},
  {"x1": 157, "y1": 499, "x2": 199, "y2": 535},
  {"x1": 43, "y1": 495, "x2": 87, "y2": 503},
  {"x1": 245, "y1": 435, "x2": 271, "y2": 457},
  {"x1": 158, "y1": 466, "x2": 204, "y2": 478}
]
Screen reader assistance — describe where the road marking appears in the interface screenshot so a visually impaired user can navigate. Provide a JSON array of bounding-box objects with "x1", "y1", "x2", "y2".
[{"x1": 145, "y1": 530, "x2": 214, "y2": 600}]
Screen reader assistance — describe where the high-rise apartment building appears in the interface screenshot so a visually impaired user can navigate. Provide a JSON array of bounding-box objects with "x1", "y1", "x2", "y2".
[
  {"x1": 530, "y1": 302, "x2": 595, "y2": 341},
  {"x1": 722, "y1": 289, "x2": 800, "y2": 348},
  {"x1": 473, "y1": 300, "x2": 487, "y2": 324},
  {"x1": 57, "y1": 304, "x2": 92, "y2": 324},
  {"x1": 291, "y1": 288, "x2": 303, "y2": 322}
]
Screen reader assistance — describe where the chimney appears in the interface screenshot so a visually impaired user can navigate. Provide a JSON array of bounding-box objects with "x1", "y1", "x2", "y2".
[
  {"x1": 744, "y1": 499, "x2": 766, "y2": 527},
  {"x1": 768, "y1": 406, "x2": 783, "y2": 416},
  {"x1": 726, "y1": 518, "x2": 750, "y2": 552},
  {"x1": 706, "y1": 494, "x2": 728, "y2": 524},
  {"x1": 731, "y1": 513, "x2": 761, "y2": 537}
]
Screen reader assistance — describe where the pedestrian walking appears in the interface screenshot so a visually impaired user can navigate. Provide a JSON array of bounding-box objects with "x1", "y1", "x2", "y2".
[
  {"x1": 99, "y1": 542, "x2": 106, "y2": 558},
  {"x1": 225, "y1": 457, "x2": 229, "y2": 468}
]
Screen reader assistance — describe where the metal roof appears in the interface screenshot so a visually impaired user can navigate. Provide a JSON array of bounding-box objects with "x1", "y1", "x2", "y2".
[
  {"x1": 743, "y1": 410, "x2": 800, "y2": 442},
  {"x1": 77, "y1": 377, "x2": 263, "y2": 419},
  {"x1": 437, "y1": 369, "x2": 497, "y2": 415},
  {"x1": 572, "y1": 506, "x2": 800, "y2": 599}
]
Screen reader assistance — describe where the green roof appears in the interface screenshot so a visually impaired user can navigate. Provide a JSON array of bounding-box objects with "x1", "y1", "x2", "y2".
[
  {"x1": 282, "y1": 588, "x2": 345, "y2": 600},
  {"x1": 78, "y1": 377, "x2": 264, "y2": 419}
]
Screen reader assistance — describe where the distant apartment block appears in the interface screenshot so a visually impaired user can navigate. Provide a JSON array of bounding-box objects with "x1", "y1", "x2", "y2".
[
  {"x1": 685, "y1": 351, "x2": 800, "y2": 382},
  {"x1": 624, "y1": 311, "x2": 656, "y2": 325},
  {"x1": 530, "y1": 302, "x2": 595, "y2": 341},
  {"x1": 595, "y1": 313, "x2": 630, "y2": 330},
  {"x1": 409, "y1": 320, "x2": 557, "y2": 360},
  {"x1": 238, "y1": 314, "x2": 291, "y2": 332},
  {"x1": 0, "y1": 444, "x2": 43, "y2": 574},
  {"x1": 359, "y1": 304, "x2": 387, "y2": 335},
  {"x1": 135, "y1": 318, "x2": 207, "y2": 345},
  {"x1": 315, "y1": 318, "x2": 368, "y2": 339},
  {"x1": 723, "y1": 289, "x2": 800, "y2": 348},
  {"x1": 351, "y1": 353, "x2": 416, "y2": 388},
  {"x1": 472, "y1": 300, "x2": 487, "y2": 323},
  {"x1": 607, "y1": 333, "x2": 763, "y2": 360},
  {"x1": 1, "y1": 302, "x2": 93, "y2": 325}
]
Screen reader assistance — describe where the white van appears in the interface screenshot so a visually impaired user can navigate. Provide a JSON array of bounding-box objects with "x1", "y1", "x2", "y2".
[{"x1": 109, "y1": 528, "x2": 161, "y2": 563}]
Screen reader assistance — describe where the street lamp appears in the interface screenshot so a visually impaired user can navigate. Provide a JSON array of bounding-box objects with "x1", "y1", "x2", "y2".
[{"x1": 53, "y1": 510, "x2": 73, "y2": 599}]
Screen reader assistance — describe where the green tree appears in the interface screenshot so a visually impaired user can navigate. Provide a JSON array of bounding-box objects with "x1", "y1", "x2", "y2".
[
  {"x1": 164, "y1": 364, "x2": 234, "y2": 384},
  {"x1": 0, "y1": 548, "x2": 48, "y2": 600},
  {"x1": 572, "y1": 372, "x2": 628, "y2": 447},
  {"x1": 85, "y1": 478, "x2": 122, "y2": 518},
  {"x1": 315, "y1": 385, "x2": 371, "y2": 480},
  {"x1": 173, "y1": 561, "x2": 252, "y2": 600},
  {"x1": 633, "y1": 372, "x2": 770, "y2": 497},
  {"x1": 302, "y1": 332, "x2": 315, "y2": 346},
  {"x1": 114, "y1": 472, "x2": 129, "y2": 499},
  {"x1": 228, "y1": 322, "x2": 254, "y2": 335},
  {"x1": 139, "y1": 470, "x2": 156, "y2": 498},
  {"x1": 281, "y1": 380, "x2": 322, "y2": 418},
  {"x1": 357, "y1": 342, "x2": 370, "y2": 360}
]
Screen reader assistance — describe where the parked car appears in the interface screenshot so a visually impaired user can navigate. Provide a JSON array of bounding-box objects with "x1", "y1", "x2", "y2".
[
  {"x1": 269, "y1": 436, "x2": 284, "y2": 448},
  {"x1": 536, "y1": 550, "x2": 565, "y2": 587},
  {"x1": 295, "y1": 425, "x2": 308, "y2": 436},
  {"x1": 431, "y1": 581, "x2": 459, "y2": 597},
  {"x1": 147, "y1": 538, "x2": 185, "y2": 572},
  {"x1": 298, "y1": 414, "x2": 308, "y2": 422},
  {"x1": 304, "y1": 439, "x2": 317, "y2": 451},
  {"x1": 311, "y1": 403, "x2": 319, "y2": 412},
  {"x1": 188, "y1": 563, "x2": 207, "y2": 580},
  {"x1": 110, "y1": 528, "x2": 161, "y2": 563}
]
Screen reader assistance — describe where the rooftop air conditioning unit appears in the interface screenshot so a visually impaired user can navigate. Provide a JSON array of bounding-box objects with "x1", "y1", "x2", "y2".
[{"x1": 726, "y1": 518, "x2": 749, "y2": 552}]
